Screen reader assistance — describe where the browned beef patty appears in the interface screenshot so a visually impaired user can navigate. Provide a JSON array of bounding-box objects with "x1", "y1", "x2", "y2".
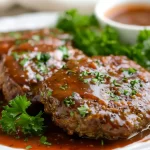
[
  {"x1": 39, "y1": 56, "x2": 150, "y2": 140},
  {"x1": 0, "y1": 28, "x2": 71, "y2": 55},
  {"x1": 0, "y1": 42, "x2": 85, "y2": 101}
]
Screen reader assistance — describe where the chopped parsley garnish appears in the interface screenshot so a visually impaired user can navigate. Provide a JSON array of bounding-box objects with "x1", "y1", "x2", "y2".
[
  {"x1": 32, "y1": 35, "x2": 41, "y2": 41},
  {"x1": 83, "y1": 79, "x2": 89, "y2": 83},
  {"x1": 37, "y1": 52, "x2": 50, "y2": 63},
  {"x1": 40, "y1": 136, "x2": 51, "y2": 146},
  {"x1": 47, "y1": 90, "x2": 52, "y2": 97},
  {"x1": 59, "y1": 46, "x2": 69, "y2": 60},
  {"x1": 123, "y1": 68, "x2": 137, "y2": 75},
  {"x1": 40, "y1": 90, "x2": 52, "y2": 98},
  {"x1": 129, "y1": 79, "x2": 142, "y2": 96},
  {"x1": 9, "y1": 32, "x2": 22, "y2": 39},
  {"x1": 36, "y1": 74, "x2": 42, "y2": 81},
  {"x1": 26, "y1": 145, "x2": 32, "y2": 150},
  {"x1": 80, "y1": 71, "x2": 90, "y2": 77},
  {"x1": 101, "y1": 140, "x2": 104, "y2": 146},
  {"x1": 0, "y1": 95, "x2": 44, "y2": 135},
  {"x1": 79, "y1": 71, "x2": 90, "y2": 83},
  {"x1": 70, "y1": 111, "x2": 74, "y2": 117},
  {"x1": 91, "y1": 72, "x2": 106, "y2": 84},
  {"x1": 64, "y1": 93, "x2": 75, "y2": 107},
  {"x1": 60, "y1": 84, "x2": 68, "y2": 90},
  {"x1": 122, "y1": 76, "x2": 128, "y2": 82},
  {"x1": 80, "y1": 71, "x2": 106, "y2": 85},
  {"x1": 37, "y1": 52, "x2": 42, "y2": 60},
  {"x1": 130, "y1": 79, "x2": 139, "y2": 88},
  {"x1": 124, "y1": 90, "x2": 129, "y2": 96},
  {"x1": 77, "y1": 105, "x2": 89, "y2": 117},
  {"x1": 91, "y1": 78, "x2": 98, "y2": 83},
  {"x1": 62, "y1": 64, "x2": 67, "y2": 69},
  {"x1": 20, "y1": 58, "x2": 29, "y2": 66},
  {"x1": 12, "y1": 52, "x2": 20, "y2": 61},
  {"x1": 112, "y1": 79, "x2": 121, "y2": 87},
  {"x1": 131, "y1": 90, "x2": 137, "y2": 96},
  {"x1": 94, "y1": 60, "x2": 101, "y2": 67},
  {"x1": 37, "y1": 62, "x2": 48, "y2": 74},
  {"x1": 109, "y1": 91, "x2": 120, "y2": 101}
]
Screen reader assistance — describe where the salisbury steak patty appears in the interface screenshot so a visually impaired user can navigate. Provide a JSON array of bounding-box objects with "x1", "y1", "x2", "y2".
[
  {"x1": 0, "y1": 43, "x2": 85, "y2": 101},
  {"x1": 40, "y1": 56, "x2": 150, "y2": 140},
  {"x1": 0, "y1": 28, "x2": 71, "y2": 55}
]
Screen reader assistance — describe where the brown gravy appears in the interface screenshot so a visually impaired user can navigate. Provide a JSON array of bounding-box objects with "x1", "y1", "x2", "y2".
[
  {"x1": 105, "y1": 4, "x2": 150, "y2": 26},
  {"x1": 0, "y1": 122, "x2": 150, "y2": 150},
  {"x1": 0, "y1": 93, "x2": 149, "y2": 150},
  {"x1": 0, "y1": 31, "x2": 150, "y2": 149}
]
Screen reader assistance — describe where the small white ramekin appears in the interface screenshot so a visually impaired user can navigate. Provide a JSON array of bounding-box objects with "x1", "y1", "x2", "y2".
[{"x1": 95, "y1": 0, "x2": 150, "y2": 44}]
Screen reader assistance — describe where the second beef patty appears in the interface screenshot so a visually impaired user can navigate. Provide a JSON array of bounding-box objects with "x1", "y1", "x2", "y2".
[{"x1": 39, "y1": 56, "x2": 150, "y2": 140}]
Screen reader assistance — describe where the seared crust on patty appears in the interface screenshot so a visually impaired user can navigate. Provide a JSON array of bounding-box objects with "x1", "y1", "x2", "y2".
[{"x1": 40, "y1": 56, "x2": 150, "y2": 140}]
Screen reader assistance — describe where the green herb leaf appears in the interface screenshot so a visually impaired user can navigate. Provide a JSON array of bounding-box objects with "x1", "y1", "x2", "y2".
[
  {"x1": 9, "y1": 32, "x2": 22, "y2": 39},
  {"x1": 123, "y1": 68, "x2": 137, "y2": 75},
  {"x1": 12, "y1": 52, "x2": 20, "y2": 61},
  {"x1": 130, "y1": 80, "x2": 139, "y2": 88},
  {"x1": 77, "y1": 105, "x2": 89, "y2": 117},
  {"x1": 91, "y1": 72, "x2": 105, "y2": 84},
  {"x1": 83, "y1": 79, "x2": 89, "y2": 83},
  {"x1": 101, "y1": 140, "x2": 104, "y2": 146},
  {"x1": 40, "y1": 136, "x2": 51, "y2": 146},
  {"x1": 37, "y1": 62, "x2": 48, "y2": 74},
  {"x1": 36, "y1": 74, "x2": 42, "y2": 81},
  {"x1": 20, "y1": 58, "x2": 29, "y2": 66},
  {"x1": 112, "y1": 79, "x2": 121, "y2": 87},
  {"x1": 0, "y1": 95, "x2": 44, "y2": 135},
  {"x1": 70, "y1": 111, "x2": 74, "y2": 117},
  {"x1": 64, "y1": 94, "x2": 75, "y2": 107},
  {"x1": 32, "y1": 35, "x2": 41, "y2": 41},
  {"x1": 131, "y1": 90, "x2": 137, "y2": 96},
  {"x1": 26, "y1": 145, "x2": 32, "y2": 150},
  {"x1": 80, "y1": 71, "x2": 90, "y2": 77},
  {"x1": 57, "y1": 9, "x2": 150, "y2": 70},
  {"x1": 109, "y1": 91, "x2": 120, "y2": 101},
  {"x1": 59, "y1": 46, "x2": 69, "y2": 60},
  {"x1": 37, "y1": 53, "x2": 50, "y2": 63},
  {"x1": 47, "y1": 90, "x2": 52, "y2": 97},
  {"x1": 60, "y1": 84, "x2": 68, "y2": 90},
  {"x1": 124, "y1": 90, "x2": 129, "y2": 96}
]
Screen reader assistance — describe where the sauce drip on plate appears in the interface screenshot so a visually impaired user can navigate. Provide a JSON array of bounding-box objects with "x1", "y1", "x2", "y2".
[
  {"x1": 105, "y1": 4, "x2": 150, "y2": 26},
  {"x1": 0, "y1": 118, "x2": 150, "y2": 150}
]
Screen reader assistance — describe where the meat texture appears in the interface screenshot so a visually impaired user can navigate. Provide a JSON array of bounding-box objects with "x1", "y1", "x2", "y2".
[
  {"x1": 0, "y1": 28, "x2": 72, "y2": 56},
  {"x1": 39, "y1": 56, "x2": 150, "y2": 140},
  {"x1": 0, "y1": 41, "x2": 85, "y2": 101}
]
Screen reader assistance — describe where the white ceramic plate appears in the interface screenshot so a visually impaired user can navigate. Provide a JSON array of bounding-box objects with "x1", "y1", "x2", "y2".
[{"x1": 0, "y1": 12, "x2": 150, "y2": 150}]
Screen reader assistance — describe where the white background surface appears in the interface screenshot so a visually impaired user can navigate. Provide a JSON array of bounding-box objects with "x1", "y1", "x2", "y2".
[{"x1": 0, "y1": 0, "x2": 99, "y2": 15}]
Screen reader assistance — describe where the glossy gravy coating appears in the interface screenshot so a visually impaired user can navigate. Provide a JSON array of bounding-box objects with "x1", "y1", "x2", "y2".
[
  {"x1": 0, "y1": 93, "x2": 149, "y2": 150},
  {"x1": 0, "y1": 30, "x2": 150, "y2": 149},
  {"x1": 0, "y1": 109, "x2": 150, "y2": 150},
  {"x1": 106, "y1": 4, "x2": 150, "y2": 26}
]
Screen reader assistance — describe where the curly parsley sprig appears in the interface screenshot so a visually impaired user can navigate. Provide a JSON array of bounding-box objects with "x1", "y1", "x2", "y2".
[
  {"x1": 57, "y1": 9, "x2": 150, "y2": 69},
  {"x1": 0, "y1": 95, "x2": 44, "y2": 135}
]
